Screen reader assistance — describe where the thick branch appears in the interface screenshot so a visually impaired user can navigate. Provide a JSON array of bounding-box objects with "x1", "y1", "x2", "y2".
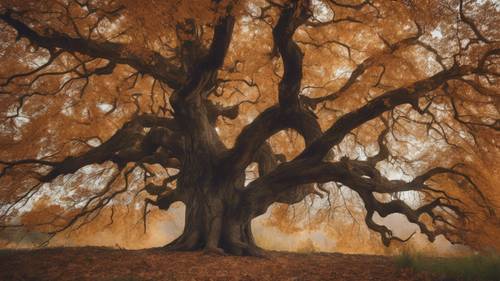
[
  {"x1": 298, "y1": 65, "x2": 477, "y2": 161},
  {"x1": 245, "y1": 154, "x2": 480, "y2": 245},
  {"x1": 221, "y1": 2, "x2": 322, "y2": 177},
  {"x1": 243, "y1": 63, "x2": 482, "y2": 205},
  {"x1": 359, "y1": 191, "x2": 466, "y2": 246},
  {"x1": 1, "y1": 115, "x2": 182, "y2": 183},
  {"x1": 222, "y1": 107, "x2": 321, "y2": 178},
  {"x1": 272, "y1": 1, "x2": 310, "y2": 109},
  {"x1": 0, "y1": 10, "x2": 186, "y2": 89}
]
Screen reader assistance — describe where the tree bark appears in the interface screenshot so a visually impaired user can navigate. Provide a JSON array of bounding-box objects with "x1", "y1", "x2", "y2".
[{"x1": 159, "y1": 176, "x2": 263, "y2": 256}]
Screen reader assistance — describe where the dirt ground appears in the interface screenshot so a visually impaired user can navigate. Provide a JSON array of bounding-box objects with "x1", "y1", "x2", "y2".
[{"x1": 0, "y1": 247, "x2": 428, "y2": 281}]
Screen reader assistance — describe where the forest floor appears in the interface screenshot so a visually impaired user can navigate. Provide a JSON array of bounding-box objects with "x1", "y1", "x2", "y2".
[{"x1": 0, "y1": 247, "x2": 450, "y2": 281}]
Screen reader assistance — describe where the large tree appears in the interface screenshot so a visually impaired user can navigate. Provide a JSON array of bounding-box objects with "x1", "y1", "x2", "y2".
[{"x1": 0, "y1": 0, "x2": 498, "y2": 255}]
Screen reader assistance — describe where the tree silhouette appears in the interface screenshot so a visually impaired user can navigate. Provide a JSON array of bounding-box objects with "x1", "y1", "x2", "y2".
[{"x1": 0, "y1": 0, "x2": 498, "y2": 255}]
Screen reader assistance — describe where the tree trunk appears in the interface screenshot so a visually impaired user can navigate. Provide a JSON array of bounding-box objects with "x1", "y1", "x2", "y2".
[
  {"x1": 159, "y1": 104, "x2": 263, "y2": 255},
  {"x1": 163, "y1": 188, "x2": 262, "y2": 256}
]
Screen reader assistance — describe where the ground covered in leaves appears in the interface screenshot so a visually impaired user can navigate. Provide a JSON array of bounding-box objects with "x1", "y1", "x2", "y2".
[{"x1": 0, "y1": 247, "x2": 445, "y2": 281}]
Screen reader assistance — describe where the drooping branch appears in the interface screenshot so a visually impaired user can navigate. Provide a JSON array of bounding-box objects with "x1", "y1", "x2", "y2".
[
  {"x1": 0, "y1": 114, "x2": 182, "y2": 183},
  {"x1": 0, "y1": 10, "x2": 186, "y2": 89},
  {"x1": 359, "y1": 192, "x2": 465, "y2": 246},
  {"x1": 41, "y1": 164, "x2": 138, "y2": 243},
  {"x1": 244, "y1": 151, "x2": 486, "y2": 245},
  {"x1": 0, "y1": 54, "x2": 121, "y2": 117},
  {"x1": 1, "y1": 163, "x2": 138, "y2": 246}
]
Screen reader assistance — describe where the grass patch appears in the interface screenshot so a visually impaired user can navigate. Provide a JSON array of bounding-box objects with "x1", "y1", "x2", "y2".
[{"x1": 395, "y1": 252, "x2": 500, "y2": 281}]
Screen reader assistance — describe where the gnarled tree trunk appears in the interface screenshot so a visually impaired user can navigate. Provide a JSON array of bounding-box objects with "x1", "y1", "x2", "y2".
[{"x1": 163, "y1": 191, "x2": 260, "y2": 255}]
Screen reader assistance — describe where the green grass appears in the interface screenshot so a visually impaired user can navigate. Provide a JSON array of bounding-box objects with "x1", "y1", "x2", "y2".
[{"x1": 394, "y1": 252, "x2": 500, "y2": 281}]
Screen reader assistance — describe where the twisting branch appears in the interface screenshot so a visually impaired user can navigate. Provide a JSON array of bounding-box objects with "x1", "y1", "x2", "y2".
[
  {"x1": 0, "y1": 114, "x2": 182, "y2": 183},
  {"x1": 222, "y1": 1, "x2": 322, "y2": 178},
  {"x1": 297, "y1": 64, "x2": 478, "y2": 162},
  {"x1": 242, "y1": 62, "x2": 489, "y2": 216},
  {"x1": 272, "y1": 0, "x2": 310, "y2": 109},
  {"x1": 245, "y1": 153, "x2": 487, "y2": 245},
  {"x1": 359, "y1": 191, "x2": 464, "y2": 246},
  {"x1": 0, "y1": 10, "x2": 186, "y2": 89}
]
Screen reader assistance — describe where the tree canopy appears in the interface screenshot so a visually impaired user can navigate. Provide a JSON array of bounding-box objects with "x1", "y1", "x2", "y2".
[{"x1": 0, "y1": 0, "x2": 498, "y2": 255}]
